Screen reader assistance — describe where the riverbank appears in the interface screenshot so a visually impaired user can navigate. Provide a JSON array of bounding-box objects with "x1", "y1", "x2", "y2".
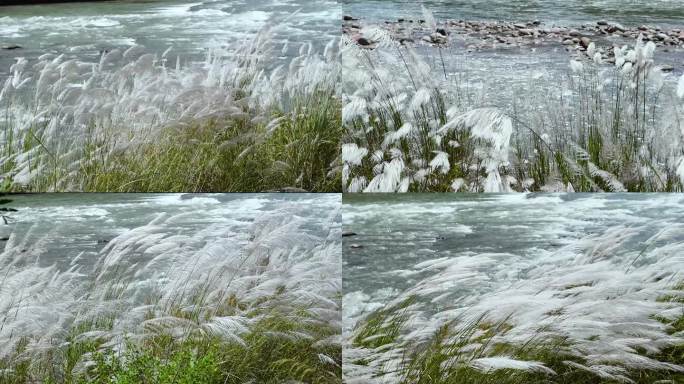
[
  {"x1": 0, "y1": 194, "x2": 342, "y2": 383},
  {"x1": 0, "y1": 31, "x2": 342, "y2": 192},
  {"x1": 343, "y1": 15, "x2": 684, "y2": 68},
  {"x1": 342, "y1": 193, "x2": 684, "y2": 383},
  {"x1": 341, "y1": 7, "x2": 684, "y2": 193}
]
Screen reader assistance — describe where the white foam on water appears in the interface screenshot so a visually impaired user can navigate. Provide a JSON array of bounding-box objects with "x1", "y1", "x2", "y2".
[
  {"x1": 15, "y1": 206, "x2": 110, "y2": 222},
  {"x1": 142, "y1": 194, "x2": 222, "y2": 206},
  {"x1": 69, "y1": 17, "x2": 121, "y2": 28}
]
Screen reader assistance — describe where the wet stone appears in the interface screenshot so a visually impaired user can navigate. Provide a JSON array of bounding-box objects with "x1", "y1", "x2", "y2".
[{"x1": 357, "y1": 37, "x2": 371, "y2": 46}]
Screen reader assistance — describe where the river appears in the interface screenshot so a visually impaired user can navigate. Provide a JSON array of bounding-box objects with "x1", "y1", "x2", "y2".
[
  {"x1": 0, "y1": 192, "x2": 340, "y2": 273},
  {"x1": 342, "y1": 0, "x2": 684, "y2": 105},
  {"x1": 0, "y1": 0, "x2": 340, "y2": 75}
]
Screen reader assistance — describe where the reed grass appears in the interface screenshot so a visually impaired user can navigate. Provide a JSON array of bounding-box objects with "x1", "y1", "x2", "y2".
[
  {"x1": 342, "y1": 20, "x2": 684, "y2": 192},
  {"x1": 0, "y1": 309, "x2": 340, "y2": 384},
  {"x1": 349, "y1": 285, "x2": 684, "y2": 384},
  {"x1": 343, "y1": 203, "x2": 684, "y2": 383},
  {"x1": 75, "y1": 88, "x2": 341, "y2": 192},
  {"x1": 0, "y1": 197, "x2": 342, "y2": 383},
  {"x1": 0, "y1": 30, "x2": 342, "y2": 192}
]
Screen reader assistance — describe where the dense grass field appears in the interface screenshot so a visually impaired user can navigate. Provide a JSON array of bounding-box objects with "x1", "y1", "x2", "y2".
[
  {"x1": 0, "y1": 195, "x2": 342, "y2": 383},
  {"x1": 343, "y1": 194, "x2": 684, "y2": 384},
  {"x1": 0, "y1": 30, "x2": 342, "y2": 192}
]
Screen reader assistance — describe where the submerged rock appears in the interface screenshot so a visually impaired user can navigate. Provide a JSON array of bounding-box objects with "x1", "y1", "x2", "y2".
[{"x1": 357, "y1": 37, "x2": 371, "y2": 46}]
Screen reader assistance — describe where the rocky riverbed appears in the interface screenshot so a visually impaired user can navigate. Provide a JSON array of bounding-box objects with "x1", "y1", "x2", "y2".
[{"x1": 343, "y1": 15, "x2": 684, "y2": 69}]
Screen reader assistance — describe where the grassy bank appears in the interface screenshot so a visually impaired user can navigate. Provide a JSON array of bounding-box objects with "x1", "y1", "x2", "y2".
[
  {"x1": 342, "y1": 19, "x2": 684, "y2": 192},
  {"x1": 0, "y1": 199, "x2": 342, "y2": 383},
  {"x1": 75, "y1": 88, "x2": 341, "y2": 192},
  {"x1": 0, "y1": 31, "x2": 342, "y2": 192},
  {"x1": 1, "y1": 310, "x2": 341, "y2": 384},
  {"x1": 343, "y1": 213, "x2": 684, "y2": 383},
  {"x1": 347, "y1": 284, "x2": 684, "y2": 384}
]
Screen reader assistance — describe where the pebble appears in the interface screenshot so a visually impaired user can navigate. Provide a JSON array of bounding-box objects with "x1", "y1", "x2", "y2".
[{"x1": 341, "y1": 15, "x2": 684, "y2": 63}]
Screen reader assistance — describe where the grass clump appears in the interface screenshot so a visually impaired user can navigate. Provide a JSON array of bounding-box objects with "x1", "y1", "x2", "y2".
[
  {"x1": 0, "y1": 310, "x2": 341, "y2": 384},
  {"x1": 390, "y1": 317, "x2": 684, "y2": 384},
  {"x1": 348, "y1": 281, "x2": 684, "y2": 384},
  {"x1": 86, "y1": 340, "x2": 222, "y2": 384},
  {"x1": 0, "y1": 32, "x2": 342, "y2": 192},
  {"x1": 352, "y1": 297, "x2": 415, "y2": 350},
  {"x1": 74, "y1": 90, "x2": 341, "y2": 192},
  {"x1": 76, "y1": 313, "x2": 340, "y2": 384},
  {"x1": 342, "y1": 21, "x2": 684, "y2": 192},
  {"x1": 0, "y1": 199, "x2": 342, "y2": 383}
]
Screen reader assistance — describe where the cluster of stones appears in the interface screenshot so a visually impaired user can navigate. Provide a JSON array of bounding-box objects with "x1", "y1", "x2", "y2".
[{"x1": 343, "y1": 15, "x2": 684, "y2": 66}]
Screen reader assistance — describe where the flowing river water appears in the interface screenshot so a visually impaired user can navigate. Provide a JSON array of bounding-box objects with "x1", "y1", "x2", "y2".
[
  {"x1": 0, "y1": 193, "x2": 341, "y2": 270},
  {"x1": 342, "y1": 0, "x2": 684, "y2": 106},
  {"x1": 0, "y1": 0, "x2": 340, "y2": 75},
  {"x1": 343, "y1": 193, "x2": 684, "y2": 329}
]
